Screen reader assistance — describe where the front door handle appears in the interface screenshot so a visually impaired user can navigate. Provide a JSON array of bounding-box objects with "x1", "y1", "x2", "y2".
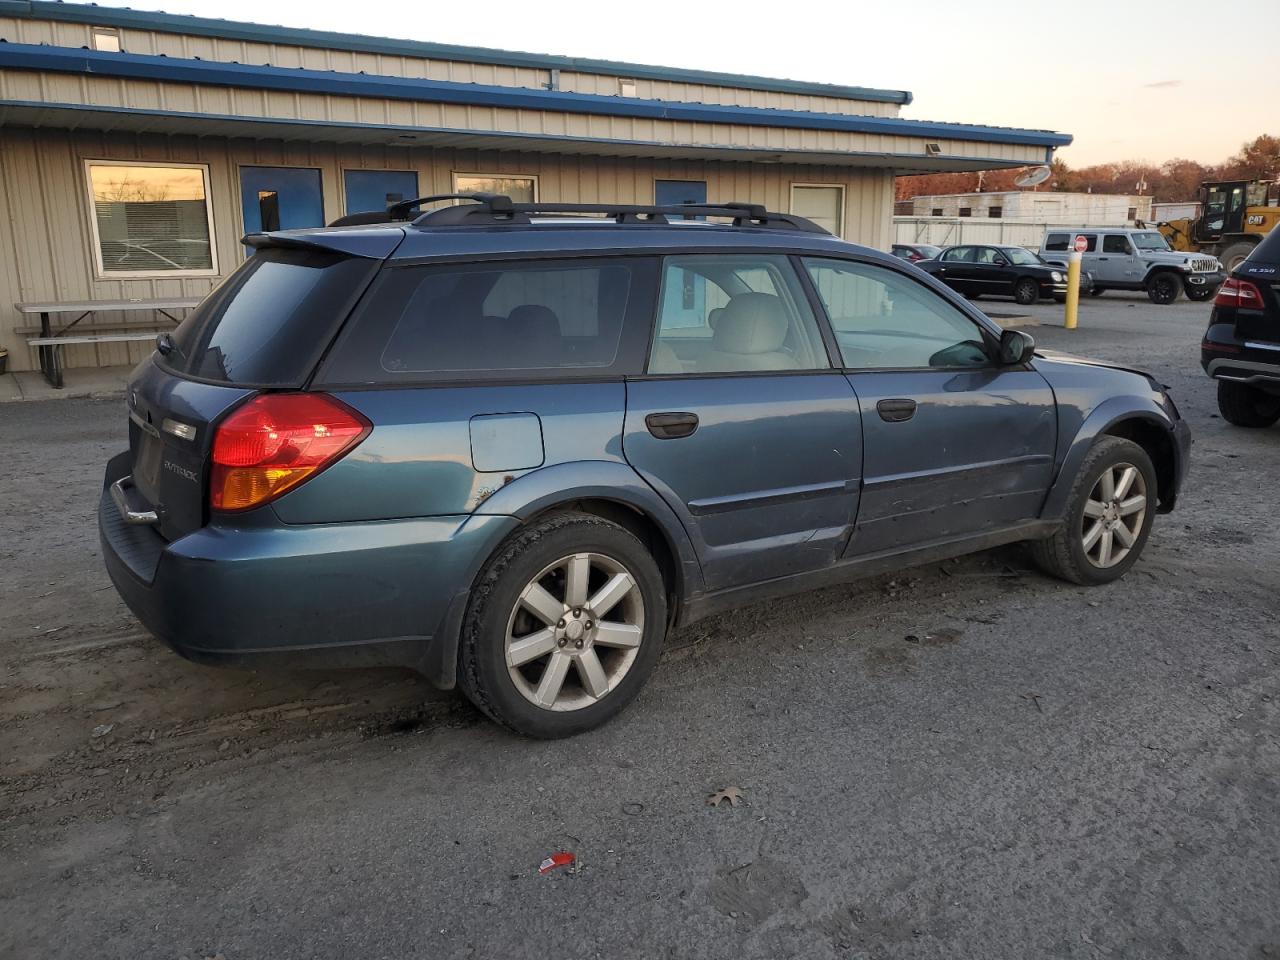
[
  {"x1": 646, "y1": 411, "x2": 699, "y2": 439},
  {"x1": 876, "y1": 398, "x2": 917, "y2": 423}
]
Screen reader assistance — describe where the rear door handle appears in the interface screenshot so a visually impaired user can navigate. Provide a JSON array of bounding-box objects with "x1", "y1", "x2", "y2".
[
  {"x1": 876, "y1": 399, "x2": 917, "y2": 423},
  {"x1": 646, "y1": 411, "x2": 699, "y2": 439}
]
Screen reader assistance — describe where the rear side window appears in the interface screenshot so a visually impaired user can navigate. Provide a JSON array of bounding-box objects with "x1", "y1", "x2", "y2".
[
  {"x1": 166, "y1": 247, "x2": 377, "y2": 386},
  {"x1": 320, "y1": 257, "x2": 658, "y2": 383}
]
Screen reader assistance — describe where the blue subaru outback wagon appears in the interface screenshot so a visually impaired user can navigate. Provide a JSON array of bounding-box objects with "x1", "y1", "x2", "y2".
[{"x1": 101, "y1": 194, "x2": 1191, "y2": 737}]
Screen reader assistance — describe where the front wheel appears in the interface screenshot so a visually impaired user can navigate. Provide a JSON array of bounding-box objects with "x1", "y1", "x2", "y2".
[
  {"x1": 1089, "y1": 287, "x2": 1105, "y2": 297},
  {"x1": 458, "y1": 512, "x2": 667, "y2": 738},
  {"x1": 1013, "y1": 278, "x2": 1040, "y2": 306},
  {"x1": 1185, "y1": 286, "x2": 1215, "y2": 302},
  {"x1": 1029, "y1": 436, "x2": 1157, "y2": 585},
  {"x1": 1217, "y1": 380, "x2": 1280, "y2": 427},
  {"x1": 1146, "y1": 272, "x2": 1182, "y2": 304}
]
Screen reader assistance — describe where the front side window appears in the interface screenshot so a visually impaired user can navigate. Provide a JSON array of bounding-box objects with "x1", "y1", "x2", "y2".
[
  {"x1": 648, "y1": 255, "x2": 829, "y2": 375},
  {"x1": 85, "y1": 160, "x2": 217, "y2": 277},
  {"x1": 1102, "y1": 235, "x2": 1133, "y2": 254},
  {"x1": 803, "y1": 258, "x2": 991, "y2": 371},
  {"x1": 321, "y1": 257, "x2": 656, "y2": 384},
  {"x1": 453, "y1": 174, "x2": 536, "y2": 202}
]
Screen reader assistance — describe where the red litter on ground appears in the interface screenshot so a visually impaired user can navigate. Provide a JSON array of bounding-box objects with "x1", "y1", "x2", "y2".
[{"x1": 538, "y1": 852, "x2": 575, "y2": 875}]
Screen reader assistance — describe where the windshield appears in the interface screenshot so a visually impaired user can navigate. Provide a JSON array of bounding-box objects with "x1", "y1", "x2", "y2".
[
  {"x1": 1133, "y1": 232, "x2": 1171, "y2": 251},
  {"x1": 1003, "y1": 248, "x2": 1042, "y2": 266}
]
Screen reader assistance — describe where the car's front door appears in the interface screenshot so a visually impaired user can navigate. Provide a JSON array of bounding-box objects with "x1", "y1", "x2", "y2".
[
  {"x1": 969, "y1": 246, "x2": 1014, "y2": 297},
  {"x1": 1096, "y1": 234, "x2": 1138, "y2": 286},
  {"x1": 623, "y1": 254, "x2": 862, "y2": 591},
  {"x1": 801, "y1": 256, "x2": 1057, "y2": 556}
]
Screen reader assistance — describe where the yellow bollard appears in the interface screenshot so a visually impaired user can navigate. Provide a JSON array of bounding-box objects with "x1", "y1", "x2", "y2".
[{"x1": 1064, "y1": 249, "x2": 1082, "y2": 330}]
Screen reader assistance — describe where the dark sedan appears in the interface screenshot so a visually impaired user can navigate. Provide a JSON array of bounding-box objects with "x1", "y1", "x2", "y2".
[
  {"x1": 917, "y1": 244, "x2": 1070, "y2": 305},
  {"x1": 1200, "y1": 228, "x2": 1280, "y2": 427},
  {"x1": 891, "y1": 243, "x2": 943, "y2": 263}
]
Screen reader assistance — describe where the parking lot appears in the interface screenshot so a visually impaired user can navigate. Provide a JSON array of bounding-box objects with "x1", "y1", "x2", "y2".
[{"x1": 1, "y1": 292, "x2": 1277, "y2": 959}]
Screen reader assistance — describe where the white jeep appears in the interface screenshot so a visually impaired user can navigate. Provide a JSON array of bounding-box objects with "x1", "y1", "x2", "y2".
[{"x1": 1042, "y1": 228, "x2": 1225, "y2": 304}]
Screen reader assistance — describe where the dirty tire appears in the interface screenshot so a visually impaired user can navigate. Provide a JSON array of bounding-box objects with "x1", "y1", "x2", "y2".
[
  {"x1": 1217, "y1": 380, "x2": 1280, "y2": 428},
  {"x1": 457, "y1": 511, "x2": 667, "y2": 738},
  {"x1": 1014, "y1": 278, "x2": 1039, "y2": 306},
  {"x1": 1029, "y1": 436, "x2": 1157, "y2": 586},
  {"x1": 1146, "y1": 271, "x2": 1182, "y2": 304},
  {"x1": 1089, "y1": 286, "x2": 1105, "y2": 297},
  {"x1": 1218, "y1": 241, "x2": 1256, "y2": 273}
]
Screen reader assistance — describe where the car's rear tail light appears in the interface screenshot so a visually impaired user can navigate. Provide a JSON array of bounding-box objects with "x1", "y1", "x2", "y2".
[
  {"x1": 1213, "y1": 277, "x2": 1264, "y2": 308},
  {"x1": 1200, "y1": 339, "x2": 1242, "y2": 353},
  {"x1": 210, "y1": 393, "x2": 371, "y2": 512}
]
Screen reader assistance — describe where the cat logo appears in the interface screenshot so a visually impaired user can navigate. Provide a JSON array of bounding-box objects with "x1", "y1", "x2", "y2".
[{"x1": 1246, "y1": 215, "x2": 1265, "y2": 226}]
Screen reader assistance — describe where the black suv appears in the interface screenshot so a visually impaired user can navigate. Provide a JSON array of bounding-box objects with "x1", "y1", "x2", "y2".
[{"x1": 1201, "y1": 228, "x2": 1280, "y2": 427}]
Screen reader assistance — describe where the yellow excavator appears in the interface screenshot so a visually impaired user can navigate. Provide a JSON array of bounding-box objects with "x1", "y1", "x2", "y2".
[{"x1": 1158, "y1": 179, "x2": 1280, "y2": 271}]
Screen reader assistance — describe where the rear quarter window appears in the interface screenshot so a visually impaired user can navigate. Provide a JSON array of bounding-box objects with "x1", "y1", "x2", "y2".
[
  {"x1": 318, "y1": 256, "x2": 659, "y2": 384},
  {"x1": 165, "y1": 247, "x2": 378, "y2": 386},
  {"x1": 1044, "y1": 234, "x2": 1068, "y2": 252}
]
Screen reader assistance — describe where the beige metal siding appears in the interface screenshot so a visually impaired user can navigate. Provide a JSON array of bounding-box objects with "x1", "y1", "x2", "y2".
[
  {"x1": 0, "y1": 127, "x2": 894, "y2": 373},
  {"x1": 0, "y1": 16, "x2": 901, "y2": 118},
  {"x1": 0, "y1": 69, "x2": 1045, "y2": 168}
]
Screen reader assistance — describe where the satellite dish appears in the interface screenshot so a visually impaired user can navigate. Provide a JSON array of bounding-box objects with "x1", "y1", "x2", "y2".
[{"x1": 1014, "y1": 165, "x2": 1052, "y2": 188}]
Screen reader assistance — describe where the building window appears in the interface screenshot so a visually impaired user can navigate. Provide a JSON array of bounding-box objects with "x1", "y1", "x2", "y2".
[
  {"x1": 92, "y1": 27, "x2": 121, "y2": 52},
  {"x1": 988, "y1": 206, "x2": 1003, "y2": 218},
  {"x1": 790, "y1": 184, "x2": 845, "y2": 237},
  {"x1": 84, "y1": 160, "x2": 217, "y2": 278},
  {"x1": 619, "y1": 79, "x2": 638, "y2": 98},
  {"x1": 930, "y1": 208, "x2": 944, "y2": 217},
  {"x1": 453, "y1": 174, "x2": 537, "y2": 203},
  {"x1": 1126, "y1": 206, "x2": 1138, "y2": 221},
  {"x1": 958, "y1": 207, "x2": 972, "y2": 218}
]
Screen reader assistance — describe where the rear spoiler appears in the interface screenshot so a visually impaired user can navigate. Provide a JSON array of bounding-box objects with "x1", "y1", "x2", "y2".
[{"x1": 241, "y1": 227, "x2": 405, "y2": 259}]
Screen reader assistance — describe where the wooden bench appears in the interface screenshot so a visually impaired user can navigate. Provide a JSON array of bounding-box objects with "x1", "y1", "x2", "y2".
[{"x1": 15, "y1": 298, "x2": 203, "y2": 388}]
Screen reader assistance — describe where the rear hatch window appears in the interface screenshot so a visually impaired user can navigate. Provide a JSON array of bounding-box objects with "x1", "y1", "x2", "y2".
[
  {"x1": 163, "y1": 247, "x2": 379, "y2": 387},
  {"x1": 1247, "y1": 229, "x2": 1280, "y2": 266}
]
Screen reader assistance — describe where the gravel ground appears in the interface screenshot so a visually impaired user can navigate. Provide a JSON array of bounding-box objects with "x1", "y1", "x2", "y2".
[{"x1": 1, "y1": 292, "x2": 1277, "y2": 960}]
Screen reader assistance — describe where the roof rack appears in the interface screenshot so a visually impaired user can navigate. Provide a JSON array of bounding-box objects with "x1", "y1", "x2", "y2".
[
  {"x1": 413, "y1": 195, "x2": 829, "y2": 233},
  {"x1": 327, "y1": 192, "x2": 511, "y2": 227},
  {"x1": 327, "y1": 192, "x2": 828, "y2": 233}
]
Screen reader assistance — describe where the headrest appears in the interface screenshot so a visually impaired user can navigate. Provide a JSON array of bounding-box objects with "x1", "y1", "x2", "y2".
[
  {"x1": 712, "y1": 293, "x2": 788, "y2": 355},
  {"x1": 507, "y1": 304, "x2": 561, "y2": 340},
  {"x1": 707, "y1": 306, "x2": 725, "y2": 330}
]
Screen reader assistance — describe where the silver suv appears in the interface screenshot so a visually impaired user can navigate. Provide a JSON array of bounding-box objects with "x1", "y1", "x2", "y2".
[{"x1": 1042, "y1": 228, "x2": 1225, "y2": 304}]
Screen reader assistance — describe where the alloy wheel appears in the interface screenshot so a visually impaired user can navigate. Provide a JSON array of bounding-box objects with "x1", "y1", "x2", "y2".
[
  {"x1": 505, "y1": 552, "x2": 645, "y2": 712},
  {"x1": 1080, "y1": 462, "x2": 1147, "y2": 568}
]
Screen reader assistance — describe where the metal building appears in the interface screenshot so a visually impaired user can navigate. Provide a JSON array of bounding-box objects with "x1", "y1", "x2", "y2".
[{"x1": 0, "y1": 1, "x2": 1071, "y2": 374}]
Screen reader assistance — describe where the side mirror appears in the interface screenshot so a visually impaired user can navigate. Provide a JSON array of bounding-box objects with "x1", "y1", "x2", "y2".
[{"x1": 998, "y1": 328, "x2": 1036, "y2": 365}]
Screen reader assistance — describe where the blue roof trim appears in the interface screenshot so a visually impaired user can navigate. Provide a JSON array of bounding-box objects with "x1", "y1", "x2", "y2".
[
  {"x1": 0, "y1": 44, "x2": 1073, "y2": 148},
  {"x1": 1, "y1": 0, "x2": 913, "y2": 105},
  {"x1": 0, "y1": 97, "x2": 1046, "y2": 170}
]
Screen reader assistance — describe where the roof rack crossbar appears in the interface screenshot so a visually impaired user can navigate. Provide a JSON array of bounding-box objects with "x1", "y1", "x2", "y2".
[
  {"x1": 327, "y1": 192, "x2": 512, "y2": 227},
  {"x1": 408, "y1": 195, "x2": 829, "y2": 233}
]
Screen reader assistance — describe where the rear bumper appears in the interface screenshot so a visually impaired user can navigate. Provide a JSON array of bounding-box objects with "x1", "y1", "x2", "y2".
[
  {"x1": 99, "y1": 453, "x2": 517, "y2": 685},
  {"x1": 1200, "y1": 321, "x2": 1280, "y2": 391}
]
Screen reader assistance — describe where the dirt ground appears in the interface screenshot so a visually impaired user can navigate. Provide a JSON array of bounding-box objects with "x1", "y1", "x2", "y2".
[{"x1": 1, "y1": 292, "x2": 1278, "y2": 959}]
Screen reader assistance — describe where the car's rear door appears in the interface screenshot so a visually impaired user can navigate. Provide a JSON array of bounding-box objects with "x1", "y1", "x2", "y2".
[
  {"x1": 623, "y1": 253, "x2": 862, "y2": 591},
  {"x1": 800, "y1": 256, "x2": 1057, "y2": 556},
  {"x1": 933, "y1": 246, "x2": 976, "y2": 295}
]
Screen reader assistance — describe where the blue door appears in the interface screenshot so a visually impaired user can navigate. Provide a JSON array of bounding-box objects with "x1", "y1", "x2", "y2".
[
  {"x1": 240, "y1": 167, "x2": 323, "y2": 234},
  {"x1": 344, "y1": 170, "x2": 419, "y2": 216},
  {"x1": 655, "y1": 179, "x2": 707, "y2": 216}
]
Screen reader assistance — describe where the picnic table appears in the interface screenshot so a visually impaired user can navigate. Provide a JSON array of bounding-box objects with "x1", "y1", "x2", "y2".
[{"x1": 16, "y1": 297, "x2": 203, "y2": 388}]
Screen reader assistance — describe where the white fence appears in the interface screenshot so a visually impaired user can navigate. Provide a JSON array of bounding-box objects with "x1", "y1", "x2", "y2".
[{"x1": 893, "y1": 217, "x2": 1133, "y2": 252}]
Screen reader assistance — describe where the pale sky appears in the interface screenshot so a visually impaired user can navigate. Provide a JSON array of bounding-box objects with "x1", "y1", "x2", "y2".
[{"x1": 96, "y1": 0, "x2": 1279, "y2": 168}]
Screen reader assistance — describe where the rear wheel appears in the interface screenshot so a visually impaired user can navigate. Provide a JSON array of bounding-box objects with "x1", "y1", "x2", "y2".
[
  {"x1": 458, "y1": 512, "x2": 667, "y2": 738},
  {"x1": 1217, "y1": 380, "x2": 1280, "y2": 428},
  {"x1": 1218, "y1": 241, "x2": 1257, "y2": 273},
  {"x1": 1030, "y1": 437, "x2": 1156, "y2": 585},
  {"x1": 1013, "y1": 278, "x2": 1040, "y2": 306},
  {"x1": 1146, "y1": 271, "x2": 1182, "y2": 304}
]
